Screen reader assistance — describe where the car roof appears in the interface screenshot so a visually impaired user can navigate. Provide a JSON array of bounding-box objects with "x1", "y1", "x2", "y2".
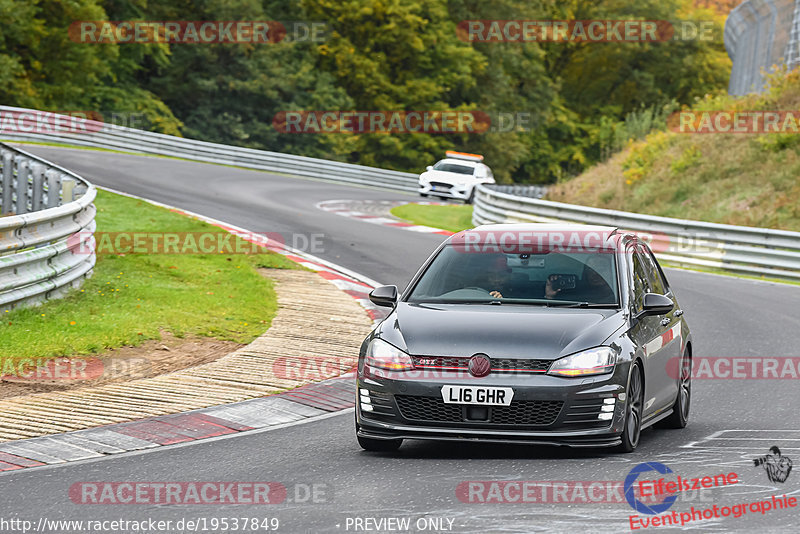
[
  {"x1": 449, "y1": 223, "x2": 624, "y2": 249},
  {"x1": 471, "y1": 223, "x2": 619, "y2": 234}
]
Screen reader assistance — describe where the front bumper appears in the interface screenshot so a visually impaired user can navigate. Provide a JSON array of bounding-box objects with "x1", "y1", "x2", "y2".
[
  {"x1": 418, "y1": 182, "x2": 471, "y2": 200},
  {"x1": 356, "y1": 366, "x2": 629, "y2": 448}
]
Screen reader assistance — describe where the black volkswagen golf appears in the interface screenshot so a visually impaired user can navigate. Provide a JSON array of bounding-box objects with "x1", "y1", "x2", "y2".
[{"x1": 355, "y1": 224, "x2": 692, "y2": 453}]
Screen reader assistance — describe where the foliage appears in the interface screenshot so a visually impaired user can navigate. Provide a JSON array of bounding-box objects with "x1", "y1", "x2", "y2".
[{"x1": 0, "y1": 0, "x2": 732, "y2": 183}]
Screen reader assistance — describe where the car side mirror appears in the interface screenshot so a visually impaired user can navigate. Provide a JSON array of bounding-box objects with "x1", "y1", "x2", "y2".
[
  {"x1": 638, "y1": 293, "x2": 674, "y2": 318},
  {"x1": 369, "y1": 285, "x2": 398, "y2": 307},
  {"x1": 426, "y1": 166, "x2": 433, "y2": 171}
]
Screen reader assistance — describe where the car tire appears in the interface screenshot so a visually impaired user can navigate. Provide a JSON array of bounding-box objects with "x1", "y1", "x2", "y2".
[
  {"x1": 357, "y1": 435, "x2": 403, "y2": 452},
  {"x1": 659, "y1": 351, "x2": 691, "y2": 429},
  {"x1": 465, "y1": 189, "x2": 475, "y2": 204},
  {"x1": 616, "y1": 362, "x2": 644, "y2": 453},
  {"x1": 419, "y1": 193, "x2": 428, "y2": 198}
]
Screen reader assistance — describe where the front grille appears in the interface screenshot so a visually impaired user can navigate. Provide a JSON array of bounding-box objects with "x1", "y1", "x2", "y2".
[
  {"x1": 395, "y1": 396, "x2": 563, "y2": 426},
  {"x1": 492, "y1": 401, "x2": 564, "y2": 425},
  {"x1": 429, "y1": 181, "x2": 453, "y2": 189},
  {"x1": 395, "y1": 395, "x2": 462, "y2": 422},
  {"x1": 411, "y1": 356, "x2": 551, "y2": 374},
  {"x1": 492, "y1": 359, "x2": 550, "y2": 373}
]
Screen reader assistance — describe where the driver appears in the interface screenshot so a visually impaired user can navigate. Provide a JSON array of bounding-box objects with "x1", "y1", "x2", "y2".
[{"x1": 486, "y1": 255, "x2": 512, "y2": 299}]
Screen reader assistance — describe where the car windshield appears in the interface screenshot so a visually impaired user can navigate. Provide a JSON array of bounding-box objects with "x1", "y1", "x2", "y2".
[
  {"x1": 407, "y1": 245, "x2": 619, "y2": 306},
  {"x1": 432, "y1": 162, "x2": 475, "y2": 175}
]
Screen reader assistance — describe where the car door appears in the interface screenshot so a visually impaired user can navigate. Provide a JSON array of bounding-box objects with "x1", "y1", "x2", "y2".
[
  {"x1": 638, "y1": 245, "x2": 682, "y2": 411},
  {"x1": 635, "y1": 245, "x2": 680, "y2": 414},
  {"x1": 627, "y1": 246, "x2": 661, "y2": 419}
]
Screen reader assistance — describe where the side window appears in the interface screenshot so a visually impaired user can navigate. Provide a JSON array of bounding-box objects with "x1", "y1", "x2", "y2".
[
  {"x1": 630, "y1": 249, "x2": 647, "y2": 313},
  {"x1": 638, "y1": 246, "x2": 667, "y2": 295}
]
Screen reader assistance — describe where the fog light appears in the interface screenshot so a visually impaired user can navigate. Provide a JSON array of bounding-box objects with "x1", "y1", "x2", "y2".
[
  {"x1": 618, "y1": 393, "x2": 627, "y2": 401},
  {"x1": 598, "y1": 412, "x2": 613, "y2": 420},
  {"x1": 360, "y1": 388, "x2": 372, "y2": 409}
]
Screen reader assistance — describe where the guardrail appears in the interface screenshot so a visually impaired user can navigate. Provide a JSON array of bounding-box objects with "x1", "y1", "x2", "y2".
[
  {"x1": 473, "y1": 184, "x2": 800, "y2": 280},
  {"x1": 6, "y1": 106, "x2": 800, "y2": 281},
  {"x1": 0, "y1": 142, "x2": 96, "y2": 311},
  {"x1": 0, "y1": 106, "x2": 419, "y2": 193}
]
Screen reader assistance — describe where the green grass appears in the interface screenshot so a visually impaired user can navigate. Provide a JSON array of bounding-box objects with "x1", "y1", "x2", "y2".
[
  {"x1": 0, "y1": 189, "x2": 299, "y2": 361},
  {"x1": 546, "y1": 70, "x2": 800, "y2": 231},
  {"x1": 390, "y1": 203, "x2": 474, "y2": 233}
]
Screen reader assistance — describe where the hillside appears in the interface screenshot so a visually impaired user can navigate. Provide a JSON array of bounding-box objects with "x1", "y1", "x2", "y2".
[
  {"x1": 0, "y1": 0, "x2": 728, "y2": 184},
  {"x1": 545, "y1": 70, "x2": 800, "y2": 231}
]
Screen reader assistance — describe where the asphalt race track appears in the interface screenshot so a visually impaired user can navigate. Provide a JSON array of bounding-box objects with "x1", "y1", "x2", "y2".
[{"x1": 4, "y1": 145, "x2": 800, "y2": 533}]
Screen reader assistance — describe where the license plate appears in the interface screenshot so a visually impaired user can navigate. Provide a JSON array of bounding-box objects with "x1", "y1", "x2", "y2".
[{"x1": 441, "y1": 385, "x2": 514, "y2": 406}]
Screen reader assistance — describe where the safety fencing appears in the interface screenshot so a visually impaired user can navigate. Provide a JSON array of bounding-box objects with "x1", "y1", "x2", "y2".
[
  {"x1": 725, "y1": 0, "x2": 798, "y2": 95},
  {"x1": 0, "y1": 142, "x2": 96, "y2": 311},
  {"x1": 473, "y1": 184, "x2": 800, "y2": 280}
]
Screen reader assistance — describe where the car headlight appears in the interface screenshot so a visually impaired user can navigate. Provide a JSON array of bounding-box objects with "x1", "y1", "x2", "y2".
[
  {"x1": 365, "y1": 339, "x2": 413, "y2": 371},
  {"x1": 547, "y1": 347, "x2": 618, "y2": 377}
]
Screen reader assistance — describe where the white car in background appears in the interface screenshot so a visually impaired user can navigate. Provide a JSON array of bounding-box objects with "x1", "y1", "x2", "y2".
[{"x1": 418, "y1": 151, "x2": 495, "y2": 204}]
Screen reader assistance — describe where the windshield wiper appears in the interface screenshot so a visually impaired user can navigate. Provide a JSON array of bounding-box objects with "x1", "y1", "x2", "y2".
[{"x1": 548, "y1": 301, "x2": 619, "y2": 308}]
